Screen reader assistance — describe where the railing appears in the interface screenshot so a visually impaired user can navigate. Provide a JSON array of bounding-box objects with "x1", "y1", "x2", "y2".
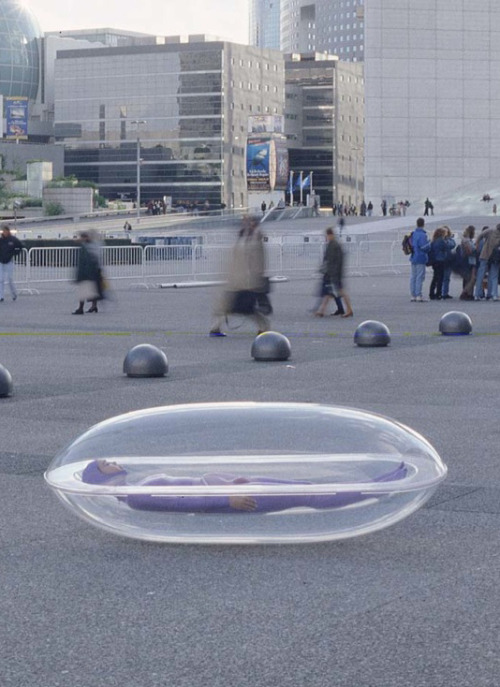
[{"x1": 13, "y1": 240, "x2": 411, "y2": 292}]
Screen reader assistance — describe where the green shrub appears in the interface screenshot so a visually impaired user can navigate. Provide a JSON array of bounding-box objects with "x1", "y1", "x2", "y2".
[
  {"x1": 21, "y1": 197, "x2": 43, "y2": 207},
  {"x1": 44, "y1": 201, "x2": 65, "y2": 216}
]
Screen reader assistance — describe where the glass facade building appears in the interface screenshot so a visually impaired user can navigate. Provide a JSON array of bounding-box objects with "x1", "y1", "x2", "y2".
[
  {"x1": 285, "y1": 54, "x2": 364, "y2": 207},
  {"x1": 281, "y1": 0, "x2": 365, "y2": 62},
  {"x1": 54, "y1": 40, "x2": 284, "y2": 208},
  {"x1": 249, "y1": 0, "x2": 281, "y2": 50},
  {"x1": 0, "y1": 0, "x2": 40, "y2": 99}
]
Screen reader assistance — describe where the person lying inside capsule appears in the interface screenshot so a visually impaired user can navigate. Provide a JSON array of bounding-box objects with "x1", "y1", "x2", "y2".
[{"x1": 81, "y1": 459, "x2": 408, "y2": 514}]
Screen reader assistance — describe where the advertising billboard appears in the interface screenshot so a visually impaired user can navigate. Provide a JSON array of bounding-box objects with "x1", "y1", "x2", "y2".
[
  {"x1": 247, "y1": 136, "x2": 289, "y2": 191},
  {"x1": 5, "y1": 97, "x2": 28, "y2": 140},
  {"x1": 274, "y1": 140, "x2": 289, "y2": 191},
  {"x1": 247, "y1": 115, "x2": 284, "y2": 135},
  {"x1": 247, "y1": 138, "x2": 275, "y2": 191}
]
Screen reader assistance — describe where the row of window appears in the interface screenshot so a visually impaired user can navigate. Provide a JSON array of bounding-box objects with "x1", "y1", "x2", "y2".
[
  {"x1": 230, "y1": 81, "x2": 280, "y2": 92},
  {"x1": 230, "y1": 58, "x2": 280, "y2": 71}
]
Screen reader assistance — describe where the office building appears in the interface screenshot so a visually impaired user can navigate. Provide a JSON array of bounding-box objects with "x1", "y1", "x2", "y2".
[
  {"x1": 281, "y1": 0, "x2": 365, "y2": 61},
  {"x1": 249, "y1": 0, "x2": 281, "y2": 50},
  {"x1": 53, "y1": 38, "x2": 284, "y2": 208},
  {"x1": 364, "y1": 0, "x2": 500, "y2": 205},
  {"x1": 285, "y1": 53, "x2": 364, "y2": 207}
]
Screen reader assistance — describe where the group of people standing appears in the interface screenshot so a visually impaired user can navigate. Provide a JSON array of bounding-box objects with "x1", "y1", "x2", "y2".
[{"x1": 409, "y1": 218, "x2": 500, "y2": 302}]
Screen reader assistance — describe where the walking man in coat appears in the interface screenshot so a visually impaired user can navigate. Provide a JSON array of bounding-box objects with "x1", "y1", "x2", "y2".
[{"x1": 315, "y1": 227, "x2": 353, "y2": 318}]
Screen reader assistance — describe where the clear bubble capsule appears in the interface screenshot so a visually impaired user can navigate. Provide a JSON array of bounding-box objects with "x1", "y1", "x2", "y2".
[{"x1": 44, "y1": 403, "x2": 447, "y2": 544}]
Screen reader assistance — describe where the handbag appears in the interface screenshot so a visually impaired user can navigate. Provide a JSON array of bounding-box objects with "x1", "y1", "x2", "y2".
[
  {"x1": 255, "y1": 292, "x2": 273, "y2": 316},
  {"x1": 489, "y1": 245, "x2": 500, "y2": 265},
  {"x1": 231, "y1": 290, "x2": 257, "y2": 315}
]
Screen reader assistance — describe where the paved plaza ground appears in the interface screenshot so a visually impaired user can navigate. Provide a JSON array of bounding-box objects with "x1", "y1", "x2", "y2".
[{"x1": 1, "y1": 256, "x2": 499, "y2": 686}]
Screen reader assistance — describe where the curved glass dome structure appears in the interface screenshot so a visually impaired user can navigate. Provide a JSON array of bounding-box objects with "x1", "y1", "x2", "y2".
[
  {"x1": 45, "y1": 402, "x2": 447, "y2": 544},
  {"x1": 0, "y1": 1, "x2": 40, "y2": 99}
]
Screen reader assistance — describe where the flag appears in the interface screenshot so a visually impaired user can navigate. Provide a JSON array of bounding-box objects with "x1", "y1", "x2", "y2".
[
  {"x1": 287, "y1": 172, "x2": 295, "y2": 193},
  {"x1": 293, "y1": 173, "x2": 303, "y2": 190},
  {"x1": 301, "y1": 174, "x2": 311, "y2": 190}
]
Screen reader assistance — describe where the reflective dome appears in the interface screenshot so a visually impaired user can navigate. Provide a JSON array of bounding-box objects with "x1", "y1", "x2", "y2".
[
  {"x1": 45, "y1": 403, "x2": 447, "y2": 544},
  {"x1": 0, "y1": 1, "x2": 40, "y2": 99}
]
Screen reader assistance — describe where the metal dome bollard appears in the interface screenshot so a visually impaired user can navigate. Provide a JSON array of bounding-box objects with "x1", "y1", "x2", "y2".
[
  {"x1": 354, "y1": 320, "x2": 391, "y2": 347},
  {"x1": 251, "y1": 331, "x2": 291, "y2": 361},
  {"x1": 0, "y1": 364, "x2": 13, "y2": 397},
  {"x1": 439, "y1": 311, "x2": 472, "y2": 336},
  {"x1": 123, "y1": 344, "x2": 169, "y2": 377}
]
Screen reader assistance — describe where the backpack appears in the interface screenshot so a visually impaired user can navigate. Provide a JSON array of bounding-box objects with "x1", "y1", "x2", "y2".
[
  {"x1": 402, "y1": 233, "x2": 414, "y2": 256},
  {"x1": 451, "y1": 244, "x2": 468, "y2": 275},
  {"x1": 489, "y1": 245, "x2": 500, "y2": 265}
]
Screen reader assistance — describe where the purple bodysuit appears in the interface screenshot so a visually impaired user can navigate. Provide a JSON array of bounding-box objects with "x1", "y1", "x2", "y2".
[{"x1": 82, "y1": 463, "x2": 407, "y2": 513}]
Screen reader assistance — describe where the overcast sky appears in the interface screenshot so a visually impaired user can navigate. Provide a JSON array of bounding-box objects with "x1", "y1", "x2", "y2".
[{"x1": 25, "y1": 0, "x2": 249, "y2": 44}]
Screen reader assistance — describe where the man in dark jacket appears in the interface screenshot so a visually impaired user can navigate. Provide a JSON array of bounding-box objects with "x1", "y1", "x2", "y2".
[
  {"x1": 0, "y1": 224, "x2": 24, "y2": 302},
  {"x1": 315, "y1": 227, "x2": 353, "y2": 317}
]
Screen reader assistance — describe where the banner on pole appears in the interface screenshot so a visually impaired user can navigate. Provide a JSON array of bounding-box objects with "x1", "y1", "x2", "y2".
[{"x1": 5, "y1": 97, "x2": 28, "y2": 140}]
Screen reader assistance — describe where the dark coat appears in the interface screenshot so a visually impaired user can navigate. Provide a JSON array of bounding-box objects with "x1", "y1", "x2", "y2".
[
  {"x1": 75, "y1": 243, "x2": 100, "y2": 283},
  {"x1": 323, "y1": 238, "x2": 344, "y2": 286},
  {"x1": 0, "y1": 234, "x2": 23, "y2": 264}
]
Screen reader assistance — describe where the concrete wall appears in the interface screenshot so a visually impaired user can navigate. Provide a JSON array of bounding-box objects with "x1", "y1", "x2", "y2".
[
  {"x1": 365, "y1": 0, "x2": 500, "y2": 209},
  {"x1": 43, "y1": 187, "x2": 94, "y2": 214},
  {"x1": 27, "y1": 161, "x2": 53, "y2": 198},
  {"x1": 0, "y1": 142, "x2": 64, "y2": 177}
]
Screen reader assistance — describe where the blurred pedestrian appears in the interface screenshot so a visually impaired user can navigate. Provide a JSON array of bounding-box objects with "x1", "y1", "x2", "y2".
[
  {"x1": 72, "y1": 230, "x2": 104, "y2": 314},
  {"x1": 209, "y1": 216, "x2": 270, "y2": 336}
]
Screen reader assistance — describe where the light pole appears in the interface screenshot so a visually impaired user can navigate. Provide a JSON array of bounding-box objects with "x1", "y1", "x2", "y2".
[
  {"x1": 13, "y1": 199, "x2": 21, "y2": 229},
  {"x1": 351, "y1": 146, "x2": 361, "y2": 211},
  {"x1": 131, "y1": 119, "x2": 146, "y2": 224}
]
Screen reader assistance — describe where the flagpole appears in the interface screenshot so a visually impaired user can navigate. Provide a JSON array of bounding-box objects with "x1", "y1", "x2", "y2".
[
  {"x1": 289, "y1": 169, "x2": 294, "y2": 206},
  {"x1": 299, "y1": 171, "x2": 303, "y2": 206},
  {"x1": 310, "y1": 171, "x2": 314, "y2": 196}
]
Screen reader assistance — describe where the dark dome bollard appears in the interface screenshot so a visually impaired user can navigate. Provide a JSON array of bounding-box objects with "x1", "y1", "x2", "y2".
[
  {"x1": 0, "y1": 364, "x2": 13, "y2": 397},
  {"x1": 251, "y1": 331, "x2": 291, "y2": 361},
  {"x1": 354, "y1": 320, "x2": 391, "y2": 347},
  {"x1": 123, "y1": 344, "x2": 169, "y2": 377},
  {"x1": 439, "y1": 311, "x2": 472, "y2": 336}
]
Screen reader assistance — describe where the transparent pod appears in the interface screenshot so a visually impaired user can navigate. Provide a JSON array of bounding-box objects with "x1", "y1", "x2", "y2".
[{"x1": 45, "y1": 403, "x2": 447, "y2": 544}]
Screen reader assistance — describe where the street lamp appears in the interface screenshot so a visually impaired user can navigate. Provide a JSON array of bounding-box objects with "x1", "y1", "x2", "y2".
[
  {"x1": 131, "y1": 120, "x2": 146, "y2": 224},
  {"x1": 350, "y1": 146, "x2": 361, "y2": 211},
  {"x1": 13, "y1": 199, "x2": 21, "y2": 229}
]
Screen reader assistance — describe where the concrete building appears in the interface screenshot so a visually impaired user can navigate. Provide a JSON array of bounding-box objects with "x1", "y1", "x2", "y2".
[
  {"x1": 281, "y1": 0, "x2": 365, "y2": 61},
  {"x1": 285, "y1": 53, "x2": 364, "y2": 208},
  {"x1": 53, "y1": 38, "x2": 284, "y2": 208},
  {"x1": 249, "y1": 0, "x2": 282, "y2": 50},
  {"x1": 364, "y1": 0, "x2": 500, "y2": 208},
  {"x1": 44, "y1": 28, "x2": 159, "y2": 48}
]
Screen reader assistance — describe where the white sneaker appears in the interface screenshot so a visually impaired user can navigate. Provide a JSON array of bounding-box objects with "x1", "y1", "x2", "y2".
[
  {"x1": 410, "y1": 297, "x2": 416, "y2": 302},
  {"x1": 415, "y1": 296, "x2": 427, "y2": 302}
]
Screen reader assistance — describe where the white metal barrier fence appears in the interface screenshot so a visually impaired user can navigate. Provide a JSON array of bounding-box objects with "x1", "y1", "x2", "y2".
[{"x1": 14, "y1": 240, "x2": 410, "y2": 291}]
